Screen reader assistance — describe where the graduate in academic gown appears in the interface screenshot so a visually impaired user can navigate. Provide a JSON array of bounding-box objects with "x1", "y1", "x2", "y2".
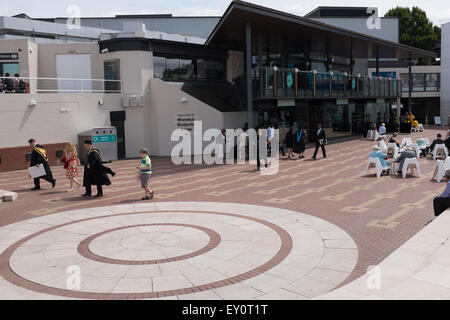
[
  {"x1": 82, "y1": 140, "x2": 113, "y2": 198},
  {"x1": 28, "y1": 138, "x2": 56, "y2": 190},
  {"x1": 293, "y1": 125, "x2": 307, "y2": 159}
]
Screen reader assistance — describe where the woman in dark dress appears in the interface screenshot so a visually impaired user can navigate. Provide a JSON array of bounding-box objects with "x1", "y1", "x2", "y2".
[
  {"x1": 293, "y1": 125, "x2": 307, "y2": 158},
  {"x1": 285, "y1": 127, "x2": 294, "y2": 159}
]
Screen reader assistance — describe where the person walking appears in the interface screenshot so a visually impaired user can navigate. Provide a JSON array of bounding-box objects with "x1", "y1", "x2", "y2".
[
  {"x1": 137, "y1": 148, "x2": 154, "y2": 200},
  {"x1": 61, "y1": 143, "x2": 81, "y2": 192},
  {"x1": 82, "y1": 140, "x2": 111, "y2": 198},
  {"x1": 28, "y1": 138, "x2": 56, "y2": 190},
  {"x1": 285, "y1": 127, "x2": 294, "y2": 159},
  {"x1": 254, "y1": 127, "x2": 268, "y2": 171},
  {"x1": 293, "y1": 125, "x2": 307, "y2": 159},
  {"x1": 312, "y1": 124, "x2": 327, "y2": 160}
]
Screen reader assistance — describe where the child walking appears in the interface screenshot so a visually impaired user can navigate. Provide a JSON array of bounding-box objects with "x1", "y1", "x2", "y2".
[
  {"x1": 138, "y1": 148, "x2": 154, "y2": 200},
  {"x1": 61, "y1": 143, "x2": 81, "y2": 192}
]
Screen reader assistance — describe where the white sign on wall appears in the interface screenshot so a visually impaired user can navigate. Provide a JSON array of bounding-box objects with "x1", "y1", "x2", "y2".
[{"x1": 175, "y1": 113, "x2": 197, "y2": 132}]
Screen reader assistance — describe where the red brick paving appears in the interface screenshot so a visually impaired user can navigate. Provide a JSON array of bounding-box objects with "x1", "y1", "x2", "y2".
[{"x1": 0, "y1": 128, "x2": 447, "y2": 287}]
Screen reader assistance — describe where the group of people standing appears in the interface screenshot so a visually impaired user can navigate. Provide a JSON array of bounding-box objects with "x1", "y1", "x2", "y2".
[
  {"x1": 285, "y1": 124, "x2": 327, "y2": 160},
  {"x1": 0, "y1": 73, "x2": 26, "y2": 93}
]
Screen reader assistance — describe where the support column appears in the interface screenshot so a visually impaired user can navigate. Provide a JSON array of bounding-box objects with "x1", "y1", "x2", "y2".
[
  {"x1": 349, "y1": 44, "x2": 353, "y2": 75},
  {"x1": 396, "y1": 96, "x2": 401, "y2": 132},
  {"x1": 375, "y1": 46, "x2": 379, "y2": 76},
  {"x1": 245, "y1": 22, "x2": 253, "y2": 128},
  {"x1": 408, "y1": 54, "x2": 412, "y2": 114}
]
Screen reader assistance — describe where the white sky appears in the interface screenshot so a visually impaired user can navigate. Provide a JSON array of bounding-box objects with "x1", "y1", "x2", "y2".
[{"x1": 3, "y1": 0, "x2": 450, "y2": 26}]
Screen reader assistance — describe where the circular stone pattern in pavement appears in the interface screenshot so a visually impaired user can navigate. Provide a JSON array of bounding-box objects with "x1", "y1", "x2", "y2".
[
  {"x1": 78, "y1": 223, "x2": 221, "y2": 265},
  {"x1": 0, "y1": 202, "x2": 358, "y2": 300}
]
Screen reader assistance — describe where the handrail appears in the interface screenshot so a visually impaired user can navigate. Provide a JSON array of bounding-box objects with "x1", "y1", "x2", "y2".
[{"x1": 0, "y1": 76, "x2": 123, "y2": 94}]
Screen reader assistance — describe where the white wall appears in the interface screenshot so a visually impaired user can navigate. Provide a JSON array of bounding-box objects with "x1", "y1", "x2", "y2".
[
  {"x1": 147, "y1": 79, "x2": 247, "y2": 156},
  {"x1": 442, "y1": 23, "x2": 450, "y2": 125},
  {"x1": 0, "y1": 93, "x2": 122, "y2": 148}
]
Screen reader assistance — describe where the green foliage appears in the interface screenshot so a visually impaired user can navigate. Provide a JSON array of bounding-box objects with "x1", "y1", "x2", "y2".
[{"x1": 385, "y1": 7, "x2": 439, "y2": 55}]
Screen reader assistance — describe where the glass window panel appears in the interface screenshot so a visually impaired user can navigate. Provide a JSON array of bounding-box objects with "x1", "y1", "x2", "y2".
[
  {"x1": 1, "y1": 63, "x2": 19, "y2": 76},
  {"x1": 412, "y1": 73, "x2": 425, "y2": 92},
  {"x1": 103, "y1": 59, "x2": 120, "y2": 92},
  {"x1": 425, "y1": 73, "x2": 438, "y2": 92},
  {"x1": 165, "y1": 58, "x2": 180, "y2": 80},
  {"x1": 400, "y1": 73, "x2": 409, "y2": 92},
  {"x1": 179, "y1": 59, "x2": 193, "y2": 80},
  {"x1": 153, "y1": 56, "x2": 165, "y2": 79}
]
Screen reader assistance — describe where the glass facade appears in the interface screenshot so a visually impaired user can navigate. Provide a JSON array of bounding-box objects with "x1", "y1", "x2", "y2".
[
  {"x1": 400, "y1": 72, "x2": 440, "y2": 92},
  {"x1": 153, "y1": 55, "x2": 225, "y2": 81}
]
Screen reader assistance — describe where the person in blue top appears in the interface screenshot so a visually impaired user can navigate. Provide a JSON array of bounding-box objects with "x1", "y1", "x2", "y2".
[
  {"x1": 434, "y1": 181, "x2": 450, "y2": 216},
  {"x1": 379, "y1": 123, "x2": 387, "y2": 136},
  {"x1": 370, "y1": 145, "x2": 391, "y2": 172}
]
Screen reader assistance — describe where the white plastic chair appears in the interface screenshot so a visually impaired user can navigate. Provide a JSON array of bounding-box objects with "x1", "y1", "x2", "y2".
[
  {"x1": 418, "y1": 124, "x2": 424, "y2": 132},
  {"x1": 411, "y1": 126, "x2": 417, "y2": 133},
  {"x1": 432, "y1": 144, "x2": 449, "y2": 160},
  {"x1": 402, "y1": 137, "x2": 412, "y2": 146},
  {"x1": 407, "y1": 143, "x2": 421, "y2": 158},
  {"x1": 379, "y1": 140, "x2": 388, "y2": 153},
  {"x1": 387, "y1": 143, "x2": 399, "y2": 158},
  {"x1": 365, "y1": 157, "x2": 383, "y2": 178},
  {"x1": 433, "y1": 157, "x2": 450, "y2": 182},
  {"x1": 402, "y1": 158, "x2": 421, "y2": 178}
]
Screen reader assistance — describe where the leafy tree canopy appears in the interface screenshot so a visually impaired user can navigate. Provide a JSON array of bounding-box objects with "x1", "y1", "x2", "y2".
[{"x1": 385, "y1": 7, "x2": 440, "y2": 55}]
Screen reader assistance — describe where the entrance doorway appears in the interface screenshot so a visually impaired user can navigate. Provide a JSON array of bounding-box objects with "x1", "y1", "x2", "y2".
[
  {"x1": 307, "y1": 103, "x2": 323, "y2": 142},
  {"x1": 110, "y1": 111, "x2": 126, "y2": 159}
]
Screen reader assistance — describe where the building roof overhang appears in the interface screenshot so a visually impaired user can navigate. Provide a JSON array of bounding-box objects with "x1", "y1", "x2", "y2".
[{"x1": 206, "y1": 1, "x2": 437, "y2": 60}]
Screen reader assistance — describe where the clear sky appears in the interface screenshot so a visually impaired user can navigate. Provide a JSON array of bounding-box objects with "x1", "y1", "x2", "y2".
[{"x1": 3, "y1": 0, "x2": 450, "y2": 26}]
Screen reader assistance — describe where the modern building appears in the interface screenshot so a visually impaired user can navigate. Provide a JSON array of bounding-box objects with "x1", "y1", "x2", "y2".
[
  {"x1": 368, "y1": 61, "x2": 441, "y2": 124},
  {"x1": 0, "y1": 1, "x2": 437, "y2": 171},
  {"x1": 442, "y1": 22, "x2": 450, "y2": 125}
]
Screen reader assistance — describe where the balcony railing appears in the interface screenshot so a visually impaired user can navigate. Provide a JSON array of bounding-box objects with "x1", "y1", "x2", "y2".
[
  {"x1": 0, "y1": 76, "x2": 122, "y2": 94},
  {"x1": 253, "y1": 67, "x2": 401, "y2": 99}
]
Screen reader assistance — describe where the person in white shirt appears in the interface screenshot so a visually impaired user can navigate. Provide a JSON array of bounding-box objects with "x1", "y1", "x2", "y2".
[{"x1": 379, "y1": 123, "x2": 386, "y2": 135}]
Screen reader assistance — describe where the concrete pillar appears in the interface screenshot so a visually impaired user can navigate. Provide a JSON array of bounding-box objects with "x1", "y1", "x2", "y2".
[
  {"x1": 245, "y1": 22, "x2": 253, "y2": 128},
  {"x1": 408, "y1": 55, "x2": 412, "y2": 114}
]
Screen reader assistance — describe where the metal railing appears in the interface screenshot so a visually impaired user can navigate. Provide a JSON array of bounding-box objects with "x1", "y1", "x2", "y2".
[
  {"x1": 253, "y1": 67, "x2": 401, "y2": 99},
  {"x1": 0, "y1": 76, "x2": 122, "y2": 94}
]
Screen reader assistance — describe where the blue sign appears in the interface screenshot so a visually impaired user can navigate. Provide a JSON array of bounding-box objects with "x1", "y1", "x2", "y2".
[
  {"x1": 93, "y1": 134, "x2": 116, "y2": 143},
  {"x1": 372, "y1": 71, "x2": 397, "y2": 79},
  {"x1": 286, "y1": 72, "x2": 294, "y2": 88}
]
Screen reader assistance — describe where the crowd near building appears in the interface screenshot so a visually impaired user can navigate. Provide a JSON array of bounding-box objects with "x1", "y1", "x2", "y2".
[{"x1": 0, "y1": 0, "x2": 447, "y2": 171}]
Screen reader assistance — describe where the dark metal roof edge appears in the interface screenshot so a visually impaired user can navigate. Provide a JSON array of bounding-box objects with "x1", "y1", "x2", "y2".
[{"x1": 207, "y1": 0, "x2": 436, "y2": 58}]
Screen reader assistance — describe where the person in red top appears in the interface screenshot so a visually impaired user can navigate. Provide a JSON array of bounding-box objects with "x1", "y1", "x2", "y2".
[{"x1": 61, "y1": 143, "x2": 81, "y2": 192}]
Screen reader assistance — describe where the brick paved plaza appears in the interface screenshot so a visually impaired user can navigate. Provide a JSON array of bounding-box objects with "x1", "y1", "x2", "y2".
[{"x1": 0, "y1": 128, "x2": 447, "y2": 299}]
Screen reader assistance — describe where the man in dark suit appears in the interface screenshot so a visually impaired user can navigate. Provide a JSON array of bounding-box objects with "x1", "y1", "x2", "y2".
[
  {"x1": 312, "y1": 124, "x2": 327, "y2": 160},
  {"x1": 28, "y1": 138, "x2": 56, "y2": 190},
  {"x1": 428, "y1": 133, "x2": 446, "y2": 155},
  {"x1": 82, "y1": 140, "x2": 112, "y2": 197}
]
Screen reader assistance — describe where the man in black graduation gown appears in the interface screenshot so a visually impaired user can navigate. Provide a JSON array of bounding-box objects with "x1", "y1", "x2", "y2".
[
  {"x1": 82, "y1": 140, "x2": 112, "y2": 198},
  {"x1": 28, "y1": 138, "x2": 56, "y2": 190}
]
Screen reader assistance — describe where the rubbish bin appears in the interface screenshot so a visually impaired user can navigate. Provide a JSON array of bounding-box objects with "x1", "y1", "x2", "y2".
[{"x1": 78, "y1": 127, "x2": 118, "y2": 162}]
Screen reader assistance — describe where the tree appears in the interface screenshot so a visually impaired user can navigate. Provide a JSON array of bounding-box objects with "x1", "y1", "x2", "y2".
[{"x1": 385, "y1": 7, "x2": 439, "y2": 55}]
